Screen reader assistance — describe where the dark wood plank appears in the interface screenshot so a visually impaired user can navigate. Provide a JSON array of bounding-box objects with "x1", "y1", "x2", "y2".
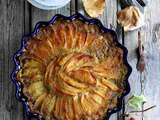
[
  {"x1": 23, "y1": 2, "x2": 32, "y2": 120},
  {"x1": 0, "y1": 0, "x2": 30, "y2": 120},
  {"x1": 70, "y1": 0, "x2": 77, "y2": 14}
]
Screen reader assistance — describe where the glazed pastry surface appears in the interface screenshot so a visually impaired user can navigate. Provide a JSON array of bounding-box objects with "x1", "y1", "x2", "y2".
[{"x1": 17, "y1": 19, "x2": 127, "y2": 120}]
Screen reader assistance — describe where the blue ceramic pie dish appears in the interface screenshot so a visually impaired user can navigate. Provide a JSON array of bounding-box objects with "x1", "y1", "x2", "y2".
[{"x1": 11, "y1": 13, "x2": 132, "y2": 120}]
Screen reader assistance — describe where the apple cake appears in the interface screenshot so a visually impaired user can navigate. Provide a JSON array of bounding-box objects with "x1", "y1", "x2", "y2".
[{"x1": 16, "y1": 18, "x2": 128, "y2": 120}]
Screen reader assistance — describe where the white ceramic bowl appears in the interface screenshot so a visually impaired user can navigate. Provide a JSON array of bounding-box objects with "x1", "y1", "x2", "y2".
[{"x1": 27, "y1": 0, "x2": 71, "y2": 10}]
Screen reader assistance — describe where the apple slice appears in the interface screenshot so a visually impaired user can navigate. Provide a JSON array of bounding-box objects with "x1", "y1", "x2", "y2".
[
  {"x1": 59, "y1": 53, "x2": 74, "y2": 66},
  {"x1": 84, "y1": 94, "x2": 99, "y2": 113},
  {"x1": 70, "y1": 69, "x2": 96, "y2": 86},
  {"x1": 53, "y1": 96, "x2": 60, "y2": 119},
  {"x1": 90, "y1": 93, "x2": 103, "y2": 105},
  {"x1": 53, "y1": 82, "x2": 76, "y2": 96},
  {"x1": 33, "y1": 93, "x2": 47, "y2": 110},
  {"x1": 92, "y1": 86, "x2": 107, "y2": 99},
  {"x1": 59, "y1": 72, "x2": 88, "y2": 89},
  {"x1": 84, "y1": 33, "x2": 96, "y2": 48},
  {"x1": 64, "y1": 23, "x2": 76, "y2": 49},
  {"x1": 28, "y1": 81, "x2": 46, "y2": 100},
  {"x1": 76, "y1": 31, "x2": 87, "y2": 49},
  {"x1": 65, "y1": 98, "x2": 74, "y2": 120},
  {"x1": 73, "y1": 96, "x2": 83, "y2": 119},
  {"x1": 101, "y1": 78, "x2": 120, "y2": 92},
  {"x1": 44, "y1": 95, "x2": 56, "y2": 120},
  {"x1": 55, "y1": 76, "x2": 86, "y2": 96},
  {"x1": 80, "y1": 94, "x2": 92, "y2": 115}
]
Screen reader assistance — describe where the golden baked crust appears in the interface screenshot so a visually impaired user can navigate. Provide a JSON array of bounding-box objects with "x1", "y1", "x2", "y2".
[{"x1": 17, "y1": 19, "x2": 127, "y2": 120}]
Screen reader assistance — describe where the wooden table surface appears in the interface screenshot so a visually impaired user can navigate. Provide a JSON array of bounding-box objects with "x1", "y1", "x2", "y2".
[{"x1": 0, "y1": 0, "x2": 160, "y2": 120}]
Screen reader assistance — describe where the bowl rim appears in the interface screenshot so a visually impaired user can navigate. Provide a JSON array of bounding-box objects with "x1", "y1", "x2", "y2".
[
  {"x1": 33, "y1": 0, "x2": 71, "y2": 6},
  {"x1": 27, "y1": 0, "x2": 71, "y2": 10},
  {"x1": 11, "y1": 13, "x2": 132, "y2": 120}
]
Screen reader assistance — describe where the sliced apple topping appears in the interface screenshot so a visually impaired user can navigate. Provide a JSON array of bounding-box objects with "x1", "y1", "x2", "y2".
[
  {"x1": 26, "y1": 81, "x2": 46, "y2": 100},
  {"x1": 17, "y1": 19, "x2": 127, "y2": 120}
]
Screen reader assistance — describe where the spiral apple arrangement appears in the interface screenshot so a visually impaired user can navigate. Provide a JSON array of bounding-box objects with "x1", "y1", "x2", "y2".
[{"x1": 17, "y1": 19, "x2": 127, "y2": 120}]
